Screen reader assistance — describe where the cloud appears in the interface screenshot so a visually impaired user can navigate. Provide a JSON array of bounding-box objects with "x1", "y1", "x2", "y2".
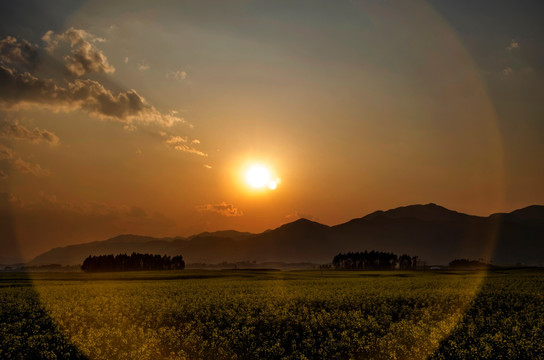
[
  {"x1": 0, "y1": 144, "x2": 50, "y2": 177},
  {"x1": 0, "y1": 144, "x2": 13, "y2": 160},
  {"x1": 0, "y1": 64, "x2": 183, "y2": 127},
  {"x1": 173, "y1": 144, "x2": 207, "y2": 156},
  {"x1": 163, "y1": 134, "x2": 207, "y2": 156},
  {"x1": 165, "y1": 70, "x2": 187, "y2": 80},
  {"x1": 13, "y1": 158, "x2": 50, "y2": 177},
  {"x1": 203, "y1": 164, "x2": 212, "y2": 169},
  {"x1": 196, "y1": 202, "x2": 243, "y2": 217},
  {"x1": 124, "y1": 57, "x2": 129, "y2": 64},
  {"x1": 1, "y1": 120, "x2": 59, "y2": 145},
  {"x1": 506, "y1": 40, "x2": 519, "y2": 51},
  {"x1": 502, "y1": 67, "x2": 513, "y2": 76},
  {"x1": 42, "y1": 27, "x2": 114, "y2": 76},
  {"x1": 166, "y1": 135, "x2": 188, "y2": 144},
  {"x1": 0, "y1": 36, "x2": 39, "y2": 68},
  {"x1": 138, "y1": 63, "x2": 150, "y2": 71},
  {"x1": 183, "y1": 145, "x2": 207, "y2": 156}
]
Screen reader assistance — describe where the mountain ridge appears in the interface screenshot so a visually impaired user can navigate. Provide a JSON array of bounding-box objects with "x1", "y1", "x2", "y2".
[{"x1": 28, "y1": 203, "x2": 544, "y2": 266}]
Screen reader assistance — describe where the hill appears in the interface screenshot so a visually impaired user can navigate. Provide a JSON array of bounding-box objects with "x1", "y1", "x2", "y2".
[{"x1": 28, "y1": 204, "x2": 544, "y2": 266}]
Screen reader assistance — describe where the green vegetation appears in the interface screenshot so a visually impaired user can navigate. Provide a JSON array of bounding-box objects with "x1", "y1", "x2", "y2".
[{"x1": 1, "y1": 269, "x2": 543, "y2": 359}]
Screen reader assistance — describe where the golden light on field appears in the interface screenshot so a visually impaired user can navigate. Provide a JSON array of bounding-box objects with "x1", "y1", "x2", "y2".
[{"x1": 245, "y1": 164, "x2": 280, "y2": 191}]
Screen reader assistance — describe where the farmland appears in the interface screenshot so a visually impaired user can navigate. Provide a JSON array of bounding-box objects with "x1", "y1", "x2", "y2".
[{"x1": 1, "y1": 269, "x2": 543, "y2": 359}]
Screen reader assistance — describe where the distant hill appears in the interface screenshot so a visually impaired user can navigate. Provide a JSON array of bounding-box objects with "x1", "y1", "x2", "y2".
[{"x1": 28, "y1": 204, "x2": 544, "y2": 266}]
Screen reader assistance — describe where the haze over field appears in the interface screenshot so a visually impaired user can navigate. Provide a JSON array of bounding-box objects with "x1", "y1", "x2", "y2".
[{"x1": 1, "y1": 1, "x2": 544, "y2": 263}]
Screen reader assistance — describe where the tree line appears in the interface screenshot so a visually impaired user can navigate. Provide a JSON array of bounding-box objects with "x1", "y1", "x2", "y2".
[
  {"x1": 332, "y1": 251, "x2": 418, "y2": 270},
  {"x1": 81, "y1": 253, "x2": 185, "y2": 272},
  {"x1": 449, "y1": 259, "x2": 491, "y2": 269}
]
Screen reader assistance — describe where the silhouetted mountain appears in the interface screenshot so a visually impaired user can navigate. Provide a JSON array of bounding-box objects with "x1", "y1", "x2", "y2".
[
  {"x1": 189, "y1": 230, "x2": 253, "y2": 240},
  {"x1": 362, "y1": 203, "x2": 475, "y2": 222},
  {"x1": 509, "y1": 205, "x2": 544, "y2": 221},
  {"x1": 29, "y1": 204, "x2": 544, "y2": 267}
]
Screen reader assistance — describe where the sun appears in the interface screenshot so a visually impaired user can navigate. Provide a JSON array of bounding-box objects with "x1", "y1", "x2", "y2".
[{"x1": 245, "y1": 164, "x2": 279, "y2": 190}]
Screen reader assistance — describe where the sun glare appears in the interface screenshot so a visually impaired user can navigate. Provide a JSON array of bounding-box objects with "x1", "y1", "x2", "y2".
[{"x1": 245, "y1": 164, "x2": 279, "y2": 190}]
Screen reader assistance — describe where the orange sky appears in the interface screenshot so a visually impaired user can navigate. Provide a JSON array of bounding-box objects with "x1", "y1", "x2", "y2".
[{"x1": 1, "y1": 0, "x2": 543, "y2": 262}]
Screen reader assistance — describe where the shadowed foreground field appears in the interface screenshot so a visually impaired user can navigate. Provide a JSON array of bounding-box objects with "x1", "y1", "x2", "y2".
[{"x1": 1, "y1": 269, "x2": 543, "y2": 359}]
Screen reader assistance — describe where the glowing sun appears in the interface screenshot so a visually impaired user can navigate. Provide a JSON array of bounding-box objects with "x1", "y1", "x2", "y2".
[{"x1": 245, "y1": 164, "x2": 279, "y2": 190}]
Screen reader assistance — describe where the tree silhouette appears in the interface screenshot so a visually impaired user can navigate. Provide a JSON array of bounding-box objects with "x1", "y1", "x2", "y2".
[
  {"x1": 81, "y1": 253, "x2": 185, "y2": 272},
  {"x1": 449, "y1": 259, "x2": 489, "y2": 269},
  {"x1": 332, "y1": 250, "x2": 415, "y2": 270}
]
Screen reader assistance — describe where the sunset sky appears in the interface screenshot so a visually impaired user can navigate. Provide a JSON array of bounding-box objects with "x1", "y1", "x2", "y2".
[{"x1": 1, "y1": 0, "x2": 543, "y2": 263}]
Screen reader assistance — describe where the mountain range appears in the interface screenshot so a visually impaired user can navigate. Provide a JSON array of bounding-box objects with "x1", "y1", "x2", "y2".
[{"x1": 28, "y1": 203, "x2": 544, "y2": 266}]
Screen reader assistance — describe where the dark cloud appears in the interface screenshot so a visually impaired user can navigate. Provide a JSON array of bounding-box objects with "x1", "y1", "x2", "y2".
[
  {"x1": 42, "y1": 28, "x2": 114, "y2": 76},
  {"x1": 1, "y1": 120, "x2": 59, "y2": 145},
  {"x1": 196, "y1": 202, "x2": 243, "y2": 217},
  {"x1": 0, "y1": 36, "x2": 39, "y2": 68},
  {"x1": 0, "y1": 64, "x2": 182, "y2": 126}
]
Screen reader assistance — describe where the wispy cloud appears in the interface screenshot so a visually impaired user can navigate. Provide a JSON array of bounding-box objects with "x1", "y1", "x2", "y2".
[
  {"x1": 506, "y1": 39, "x2": 519, "y2": 51},
  {"x1": 138, "y1": 63, "x2": 150, "y2": 71},
  {"x1": 165, "y1": 70, "x2": 187, "y2": 80},
  {"x1": 1, "y1": 120, "x2": 59, "y2": 145},
  {"x1": 0, "y1": 144, "x2": 50, "y2": 177},
  {"x1": 166, "y1": 135, "x2": 188, "y2": 144},
  {"x1": 502, "y1": 67, "x2": 513, "y2": 76},
  {"x1": 13, "y1": 158, "x2": 51, "y2": 177},
  {"x1": 163, "y1": 134, "x2": 207, "y2": 156},
  {"x1": 173, "y1": 145, "x2": 207, "y2": 156},
  {"x1": 0, "y1": 144, "x2": 13, "y2": 160},
  {"x1": 196, "y1": 202, "x2": 243, "y2": 217}
]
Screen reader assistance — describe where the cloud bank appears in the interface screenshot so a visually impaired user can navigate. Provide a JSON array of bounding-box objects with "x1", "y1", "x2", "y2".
[
  {"x1": 0, "y1": 64, "x2": 183, "y2": 127},
  {"x1": 0, "y1": 32, "x2": 205, "y2": 156}
]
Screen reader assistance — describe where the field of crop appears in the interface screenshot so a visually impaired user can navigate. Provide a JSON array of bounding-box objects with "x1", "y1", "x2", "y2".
[{"x1": 1, "y1": 269, "x2": 543, "y2": 359}]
